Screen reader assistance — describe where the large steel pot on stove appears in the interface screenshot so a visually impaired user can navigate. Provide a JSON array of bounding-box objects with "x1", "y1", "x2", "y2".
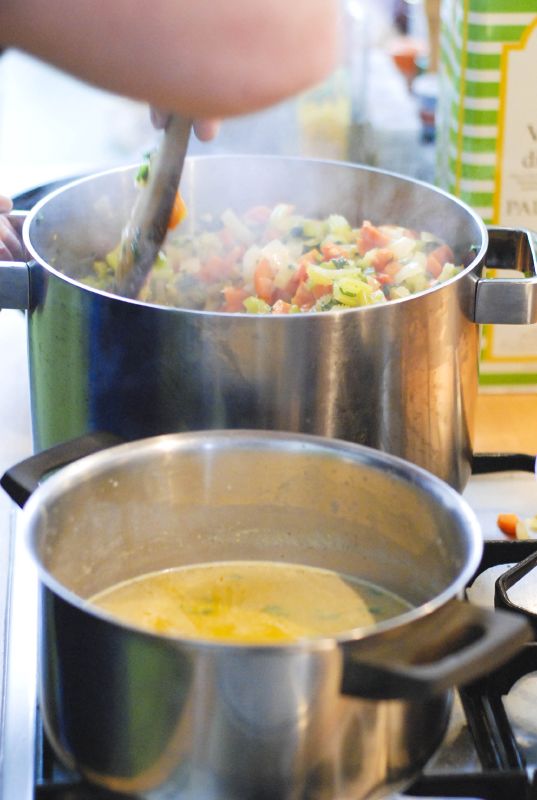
[
  {"x1": 1, "y1": 430, "x2": 530, "y2": 800},
  {"x1": 2, "y1": 156, "x2": 537, "y2": 489}
]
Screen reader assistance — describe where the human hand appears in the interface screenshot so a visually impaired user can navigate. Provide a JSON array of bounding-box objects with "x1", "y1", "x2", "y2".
[
  {"x1": 0, "y1": 195, "x2": 24, "y2": 261},
  {"x1": 150, "y1": 109, "x2": 220, "y2": 142}
]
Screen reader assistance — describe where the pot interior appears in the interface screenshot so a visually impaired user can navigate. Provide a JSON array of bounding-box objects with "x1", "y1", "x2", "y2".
[
  {"x1": 26, "y1": 431, "x2": 481, "y2": 631},
  {"x1": 26, "y1": 156, "x2": 487, "y2": 288}
]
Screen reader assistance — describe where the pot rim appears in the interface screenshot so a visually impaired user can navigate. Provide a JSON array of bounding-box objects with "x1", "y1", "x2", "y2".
[
  {"x1": 22, "y1": 154, "x2": 489, "y2": 317},
  {"x1": 20, "y1": 429, "x2": 484, "y2": 653}
]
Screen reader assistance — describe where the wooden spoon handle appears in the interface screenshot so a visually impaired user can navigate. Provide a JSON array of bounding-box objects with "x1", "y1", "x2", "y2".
[{"x1": 116, "y1": 114, "x2": 192, "y2": 299}]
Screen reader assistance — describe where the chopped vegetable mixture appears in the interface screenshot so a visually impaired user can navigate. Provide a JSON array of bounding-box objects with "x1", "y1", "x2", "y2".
[{"x1": 87, "y1": 203, "x2": 463, "y2": 312}]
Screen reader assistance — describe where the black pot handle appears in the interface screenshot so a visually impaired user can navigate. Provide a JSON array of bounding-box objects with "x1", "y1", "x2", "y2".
[
  {"x1": 471, "y1": 452, "x2": 536, "y2": 474},
  {"x1": 1, "y1": 431, "x2": 124, "y2": 508},
  {"x1": 341, "y1": 599, "x2": 531, "y2": 700}
]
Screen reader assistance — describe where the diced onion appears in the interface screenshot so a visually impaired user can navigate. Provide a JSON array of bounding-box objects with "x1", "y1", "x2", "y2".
[
  {"x1": 393, "y1": 261, "x2": 425, "y2": 285},
  {"x1": 390, "y1": 236, "x2": 417, "y2": 261}
]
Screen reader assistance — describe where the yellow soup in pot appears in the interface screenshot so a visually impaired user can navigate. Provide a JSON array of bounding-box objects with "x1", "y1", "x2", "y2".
[{"x1": 90, "y1": 561, "x2": 411, "y2": 644}]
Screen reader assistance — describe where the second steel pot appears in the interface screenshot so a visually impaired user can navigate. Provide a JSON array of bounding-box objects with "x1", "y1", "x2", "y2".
[
  {"x1": 2, "y1": 156, "x2": 537, "y2": 489},
  {"x1": 1, "y1": 430, "x2": 530, "y2": 799}
]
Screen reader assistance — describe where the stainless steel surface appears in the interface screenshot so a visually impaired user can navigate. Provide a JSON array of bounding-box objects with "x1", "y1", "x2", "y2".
[
  {"x1": 1, "y1": 158, "x2": 536, "y2": 485},
  {"x1": 117, "y1": 114, "x2": 192, "y2": 298},
  {"x1": 3, "y1": 156, "x2": 493, "y2": 490},
  {"x1": 13, "y1": 429, "x2": 503, "y2": 799},
  {"x1": 475, "y1": 227, "x2": 537, "y2": 324}
]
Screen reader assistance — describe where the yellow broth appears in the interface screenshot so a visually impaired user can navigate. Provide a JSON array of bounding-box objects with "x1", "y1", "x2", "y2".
[{"x1": 90, "y1": 561, "x2": 411, "y2": 644}]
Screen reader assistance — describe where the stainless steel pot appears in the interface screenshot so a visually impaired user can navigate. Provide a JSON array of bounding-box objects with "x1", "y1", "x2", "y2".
[
  {"x1": 1, "y1": 430, "x2": 530, "y2": 800},
  {"x1": 2, "y1": 157, "x2": 537, "y2": 489}
]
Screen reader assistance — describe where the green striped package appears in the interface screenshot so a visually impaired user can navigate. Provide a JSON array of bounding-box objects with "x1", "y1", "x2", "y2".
[{"x1": 437, "y1": 0, "x2": 537, "y2": 392}]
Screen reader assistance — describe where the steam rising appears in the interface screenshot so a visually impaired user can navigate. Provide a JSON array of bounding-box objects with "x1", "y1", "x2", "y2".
[{"x1": 29, "y1": 156, "x2": 485, "y2": 284}]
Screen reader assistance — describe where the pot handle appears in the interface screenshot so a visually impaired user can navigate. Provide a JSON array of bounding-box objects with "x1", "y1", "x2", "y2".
[
  {"x1": 0, "y1": 211, "x2": 30, "y2": 310},
  {"x1": 1, "y1": 431, "x2": 124, "y2": 508},
  {"x1": 475, "y1": 226, "x2": 537, "y2": 324},
  {"x1": 341, "y1": 598, "x2": 531, "y2": 700}
]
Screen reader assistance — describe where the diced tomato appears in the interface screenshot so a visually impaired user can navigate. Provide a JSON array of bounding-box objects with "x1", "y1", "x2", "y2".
[
  {"x1": 254, "y1": 258, "x2": 276, "y2": 304},
  {"x1": 427, "y1": 254, "x2": 443, "y2": 278},
  {"x1": 357, "y1": 221, "x2": 390, "y2": 255},
  {"x1": 427, "y1": 244, "x2": 454, "y2": 277},
  {"x1": 272, "y1": 299, "x2": 293, "y2": 314},
  {"x1": 431, "y1": 244, "x2": 454, "y2": 265},
  {"x1": 311, "y1": 283, "x2": 332, "y2": 300},
  {"x1": 383, "y1": 260, "x2": 403, "y2": 279},
  {"x1": 270, "y1": 286, "x2": 291, "y2": 304},
  {"x1": 320, "y1": 242, "x2": 348, "y2": 261},
  {"x1": 371, "y1": 248, "x2": 394, "y2": 272},
  {"x1": 296, "y1": 259, "x2": 312, "y2": 281},
  {"x1": 281, "y1": 259, "x2": 309, "y2": 299},
  {"x1": 221, "y1": 286, "x2": 249, "y2": 312},
  {"x1": 292, "y1": 281, "x2": 316, "y2": 310},
  {"x1": 280, "y1": 276, "x2": 298, "y2": 299}
]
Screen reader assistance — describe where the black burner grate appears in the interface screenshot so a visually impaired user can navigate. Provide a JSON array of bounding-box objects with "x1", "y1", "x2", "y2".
[{"x1": 405, "y1": 539, "x2": 537, "y2": 800}]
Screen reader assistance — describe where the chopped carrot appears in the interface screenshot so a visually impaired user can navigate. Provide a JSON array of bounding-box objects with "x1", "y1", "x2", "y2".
[
  {"x1": 497, "y1": 513, "x2": 520, "y2": 539},
  {"x1": 167, "y1": 191, "x2": 187, "y2": 230}
]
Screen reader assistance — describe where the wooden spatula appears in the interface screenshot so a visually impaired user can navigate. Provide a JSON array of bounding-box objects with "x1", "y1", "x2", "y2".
[{"x1": 115, "y1": 114, "x2": 191, "y2": 299}]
